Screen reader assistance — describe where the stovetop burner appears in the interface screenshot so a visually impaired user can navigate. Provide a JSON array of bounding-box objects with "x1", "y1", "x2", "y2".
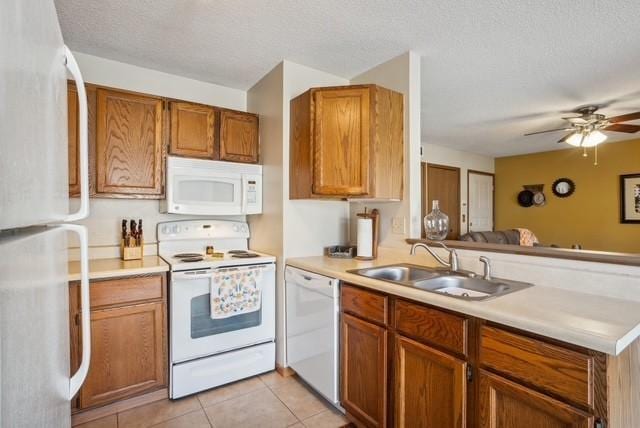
[
  {"x1": 180, "y1": 256, "x2": 205, "y2": 262},
  {"x1": 227, "y1": 250, "x2": 248, "y2": 254},
  {"x1": 231, "y1": 252, "x2": 260, "y2": 258},
  {"x1": 174, "y1": 253, "x2": 204, "y2": 258}
]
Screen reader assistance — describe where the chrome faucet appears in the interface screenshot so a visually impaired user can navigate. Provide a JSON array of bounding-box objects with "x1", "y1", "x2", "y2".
[
  {"x1": 479, "y1": 256, "x2": 492, "y2": 280},
  {"x1": 410, "y1": 242, "x2": 459, "y2": 272}
]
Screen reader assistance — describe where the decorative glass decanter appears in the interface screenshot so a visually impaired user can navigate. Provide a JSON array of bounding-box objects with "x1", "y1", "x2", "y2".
[{"x1": 424, "y1": 200, "x2": 449, "y2": 240}]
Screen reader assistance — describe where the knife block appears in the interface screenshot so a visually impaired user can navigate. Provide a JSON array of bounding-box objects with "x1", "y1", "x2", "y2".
[{"x1": 120, "y1": 238, "x2": 143, "y2": 261}]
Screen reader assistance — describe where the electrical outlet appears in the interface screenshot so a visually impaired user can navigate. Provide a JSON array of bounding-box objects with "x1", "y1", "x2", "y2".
[{"x1": 392, "y1": 217, "x2": 405, "y2": 234}]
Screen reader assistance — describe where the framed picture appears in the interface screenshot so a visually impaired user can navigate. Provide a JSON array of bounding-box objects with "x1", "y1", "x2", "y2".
[{"x1": 620, "y1": 173, "x2": 640, "y2": 223}]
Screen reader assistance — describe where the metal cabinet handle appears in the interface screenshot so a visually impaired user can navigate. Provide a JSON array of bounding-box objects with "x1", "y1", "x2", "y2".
[
  {"x1": 63, "y1": 47, "x2": 89, "y2": 222},
  {"x1": 62, "y1": 224, "x2": 91, "y2": 399}
]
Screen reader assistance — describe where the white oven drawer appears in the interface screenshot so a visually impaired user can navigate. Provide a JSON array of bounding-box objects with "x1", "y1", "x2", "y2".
[{"x1": 171, "y1": 341, "x2": 275, "y2": 398}]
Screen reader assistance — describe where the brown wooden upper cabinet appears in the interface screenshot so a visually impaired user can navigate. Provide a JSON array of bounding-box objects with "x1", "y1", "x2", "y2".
[
  {"x1": 169, "y1": 101, "x2": 216, "y2": 159},
  {"x1": 95, "y1": 88, "x2": 164, "y2": 198},
  {"x1": 219, "y1": 110, "x2": 259, "y2": 163},
  {"x1": 290, "y1": 84, "x2": 403, "y2": 200},
  {"x1": 67, "y1": 83, "x2": 80, "y2": 196}
]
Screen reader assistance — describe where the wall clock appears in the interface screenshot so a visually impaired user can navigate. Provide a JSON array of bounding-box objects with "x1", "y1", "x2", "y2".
[{"x1": 552, "y1": 178, "x2": 575, "y2": 198}]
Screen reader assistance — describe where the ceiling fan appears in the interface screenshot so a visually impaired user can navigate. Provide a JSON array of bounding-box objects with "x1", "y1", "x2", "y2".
[{"x1": 524, "y1": 105, "x2": 640, "y2": 147}]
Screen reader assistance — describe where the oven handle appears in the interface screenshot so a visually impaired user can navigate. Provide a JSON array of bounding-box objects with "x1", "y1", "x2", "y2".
[{"x1": 172, "y1": 270, "x2": 213, "y2": 280}]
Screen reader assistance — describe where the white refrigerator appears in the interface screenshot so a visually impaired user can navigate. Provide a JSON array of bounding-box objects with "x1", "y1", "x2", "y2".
[{"x1": 0, "y1": 1, "x2": 91, "y2": 427}]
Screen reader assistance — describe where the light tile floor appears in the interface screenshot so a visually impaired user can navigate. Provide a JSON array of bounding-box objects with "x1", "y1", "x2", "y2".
[{"x1": 75, "y1": 371, "x2": 349, "y2": 428}]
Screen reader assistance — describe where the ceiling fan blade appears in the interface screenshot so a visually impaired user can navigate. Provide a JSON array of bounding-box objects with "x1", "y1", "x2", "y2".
[
  {"x1": 607, "y1": 112, "x2": 640, "y2": 123},
  {"x1": 557, "y1": 133, "x2": 574, "y2": 144},
  {"x1": 604, "y1": 123, "x2": 640, "y2": 133},
  {"x1": 524, "y1": 128, "x2": 573, "y2": 136}
]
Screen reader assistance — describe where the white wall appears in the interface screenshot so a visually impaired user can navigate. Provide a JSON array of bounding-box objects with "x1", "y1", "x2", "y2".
[
  {"x1": 68, "y1": 52, "x2": 247, "y2": 257},
  {"x1": 282, "y1": 61, "x2": 350, "y2": 259},
  {"x1": 247, "y1": 61, "x2": 350, "y2": 365},
  {"x1": 349, "y1": 51, "x2": 422, "y2": 248},
  {"x1": 421, "y1": 142, "x2": 495, "y2": 235}
]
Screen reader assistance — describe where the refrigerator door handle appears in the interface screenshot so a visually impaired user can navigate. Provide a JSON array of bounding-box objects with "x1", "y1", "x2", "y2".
[
  {"x1": 62, "y1": 224, "x2": 92, "y2": 399},
  {"x1": 63, "y1": 46, "x2": 89, "y2": 222}
]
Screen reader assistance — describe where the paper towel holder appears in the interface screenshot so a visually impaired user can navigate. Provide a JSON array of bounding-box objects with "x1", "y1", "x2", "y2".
[{"x1": 355, "y1": 208, "x2": 380, "y2": 260}]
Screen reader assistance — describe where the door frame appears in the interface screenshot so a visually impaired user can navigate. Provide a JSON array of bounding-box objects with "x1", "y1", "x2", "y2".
[
  {"x1": 423, "y1": 162, "x2": 461, "y2": 239},
  {"x1": 467, "y1": 170, "x2": 495, "y2": 233}
]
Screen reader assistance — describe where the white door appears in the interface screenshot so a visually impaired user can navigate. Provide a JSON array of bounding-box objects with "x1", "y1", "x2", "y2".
[
  {"x1": 1, "y1": 0, "x2": 68, "y2": 229},
  {"x1": 285, "y1": 267, "x2": 339, "y2": 405},
  {"x1": 468, "y1": 172, "x2": 494, "y2": 232},
  {"x1": 0, "y1": 225, "x2": 90, "y2": 428},
  {"x1": 171, "y1": 264, "x2": 276, "y2": 363}
]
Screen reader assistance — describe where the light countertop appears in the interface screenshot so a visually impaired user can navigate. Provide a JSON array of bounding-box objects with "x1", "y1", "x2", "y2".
[
  {"x1": 68, "y1": 255, "x2": 169, "y2": 281},
  {"x1": 286, "y1": 255, "x2": 640, "y2": 356}
]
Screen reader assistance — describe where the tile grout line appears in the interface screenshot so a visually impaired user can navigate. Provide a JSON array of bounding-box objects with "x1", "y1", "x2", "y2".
[{"x1": 266, "y1": 377, "x2": 331, "y2": 426}]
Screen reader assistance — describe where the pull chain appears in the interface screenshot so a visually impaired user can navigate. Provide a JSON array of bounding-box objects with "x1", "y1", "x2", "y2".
[{"x1": 594, "y1": 145, "x2": 598, "y2": 166}]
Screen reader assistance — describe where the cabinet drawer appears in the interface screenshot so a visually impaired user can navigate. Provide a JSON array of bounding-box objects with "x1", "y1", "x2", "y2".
[
  {"x1": 395, "y1": 299, "x2": 468, "y2": 356},
  {"x1": 479, "y1": 326, "x2": 593, "y2": 408},
  {"x1": 90, "y1": 275, "x2": 164, "y2": 308},
  {"x1": 341, "y1": 284, "x2": 388, "y2": 325}
]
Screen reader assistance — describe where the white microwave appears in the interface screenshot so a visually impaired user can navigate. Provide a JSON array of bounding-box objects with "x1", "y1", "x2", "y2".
[{"x1": 162, "y1": 156, "x2": 262, "y2": 216}]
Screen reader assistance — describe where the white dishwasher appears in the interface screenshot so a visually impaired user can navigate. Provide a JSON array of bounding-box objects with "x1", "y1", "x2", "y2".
[{"x1": 285, "y1": 266, "x2": 340, "y2": 407}]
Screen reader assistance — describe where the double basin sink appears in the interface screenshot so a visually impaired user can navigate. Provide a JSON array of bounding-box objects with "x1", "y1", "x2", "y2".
[{"x1": 347, "y1": 263, "x2": 532, "y2": 301}]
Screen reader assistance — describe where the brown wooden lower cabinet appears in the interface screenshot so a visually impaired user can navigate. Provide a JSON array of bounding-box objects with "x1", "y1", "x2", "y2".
[
  {"x1": 70, "y1": 274, "x2": 167, "y2": 412},
  {"x1": 395, "y1": 335, "x2": 467, "y2": 428},
  {"x1": 341, "y1": 312, "x2": 387, "y2": 428},
  {"x1": 478, "y1": 370, "x2": 593, "y2": 428},
  {"x1": 339, "y1": 283, "x2": 613, "y2": 428}
]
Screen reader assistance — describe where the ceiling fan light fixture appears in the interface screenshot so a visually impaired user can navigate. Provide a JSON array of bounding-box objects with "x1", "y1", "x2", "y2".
[
  {"x1": 582, "y1": 130, "x2": 607, "y2": 147},
  {"x1": 566, "y1": 132, "x2": 584, "y2": 147}
]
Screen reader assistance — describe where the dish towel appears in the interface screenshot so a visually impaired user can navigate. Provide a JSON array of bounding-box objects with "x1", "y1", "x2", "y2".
[{"x1": 210, "y1": 266, "x2": 263, "y2": 319}]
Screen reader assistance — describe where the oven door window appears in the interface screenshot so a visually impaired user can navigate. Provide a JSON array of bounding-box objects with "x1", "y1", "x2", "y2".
[{"x1": 190, "y1": 293, "x2": 261, "y2": 338}]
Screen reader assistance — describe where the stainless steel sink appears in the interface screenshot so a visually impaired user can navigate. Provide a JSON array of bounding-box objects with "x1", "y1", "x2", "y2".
[
  {"x1": 352, "y1": 264, "x2": 441, "y2": 282},
  {"x1": 347, "y1": 264, "x2": 532, "y2": 301}
]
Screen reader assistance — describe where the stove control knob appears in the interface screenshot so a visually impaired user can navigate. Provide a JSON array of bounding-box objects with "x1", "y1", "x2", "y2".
[
  {"x1": 233, "y1": 224, "x2": 239, "y2": 232},
  {"x1": 162, "y1": 226, "x2": 169, "y2": 234},
  {"x1": 241, "y1": 225, "x2": 248, "y2": 232},
  {"x1": 172, "y1": 225, "x2": 180, "y2": 234}
]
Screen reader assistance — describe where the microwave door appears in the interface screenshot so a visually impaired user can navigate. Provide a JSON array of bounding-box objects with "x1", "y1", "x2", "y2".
[{"x1": 170, "y1": 174, "x2": 243, "y2": 215}]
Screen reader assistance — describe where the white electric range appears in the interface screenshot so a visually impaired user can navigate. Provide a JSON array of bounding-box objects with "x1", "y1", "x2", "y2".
[{"x1": 158, "y1": 220, "x2": 276, "y2": 399}]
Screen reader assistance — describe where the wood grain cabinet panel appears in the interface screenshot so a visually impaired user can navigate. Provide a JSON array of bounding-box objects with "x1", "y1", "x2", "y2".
[
  {"x1": 169, "y1": 101, "x2": 216, "y2": 159},
  {"x1": 80, "y1": 301, "x2": 166, "y2": 408},
  {"x1": 96, "y1": 88, "x2": 164, "y2": 198},
  {"x1": 479, "y1": 326, "x2": 593, "y2": 409},
  {"x1": 68, "y1": 83, "x2": 80, "y2": 196},
  {"x1": 90, "y1": 275, "x2": 163, "y2": 308},
  {"x1": 341, "y1": 284, "x2": 388, "y2": 325},
  {"x1": 313, "y1": 87, "x2": 370, "y2": 196},
  {"x1": 290, "y1": 84, "x2": 403, "y2": 200},
  {"x1": 69, "y1": 275, "x2": 167, "y2": 412},
  {"x1": 395, "y1": 335, "x2": 467, "y2": 428},
  {"x1": 341, "y1": 313, "x2": 387, "y2": 428},
  {"x1": 478, "y1": 370, "x2": 593, "y2": 428},
  {"x1": 219, "y1": 110, "x2": 259, "y2": 163},
  {"x1": 394, "y1": 299, "x2": 468, "y2": 356}
]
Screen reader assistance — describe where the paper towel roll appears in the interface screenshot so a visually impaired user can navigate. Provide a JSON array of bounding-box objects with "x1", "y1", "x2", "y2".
[{"x1": 357, "y1": 217, "x2": 373, "y2": 258}]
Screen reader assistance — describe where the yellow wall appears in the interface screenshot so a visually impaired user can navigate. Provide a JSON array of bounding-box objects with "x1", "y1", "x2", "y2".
[{"x1": 495, "y1": 138, "x2": 640, "y2": 253}]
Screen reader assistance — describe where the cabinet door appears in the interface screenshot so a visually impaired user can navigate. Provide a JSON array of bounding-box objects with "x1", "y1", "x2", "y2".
[
  {"x1": 169, "y1": 101, "x2": 215, "y2": 159},
  {"x1": 68, "y1": 83, "x2": 80, "y2": 196},
  {"x1": 395, "y1": 335, "x2": 467, "y2": 428},
  {"x1": 219, "y1": 110, "x2": 259, "y2": 163},
  {"x1": 96, "y1": 88, "x2": 164, "y2": 197},
  {"x1": 313, "y1": 87, "x2": 370, "y2": 196},
  {"x1": 478, "y1": 370, "x2": 593, "y2": 428},
  {"x1": 79, "y1": 301, "x2": 166, "y2": 408},
  {"x1": 341, "y1": 313, "x2": 387, "y2": 428}
]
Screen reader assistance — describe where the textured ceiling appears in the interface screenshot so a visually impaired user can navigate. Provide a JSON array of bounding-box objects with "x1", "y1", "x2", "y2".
[{"x1": 55, "y1": 0, "x2": 640, "y2": 156}]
